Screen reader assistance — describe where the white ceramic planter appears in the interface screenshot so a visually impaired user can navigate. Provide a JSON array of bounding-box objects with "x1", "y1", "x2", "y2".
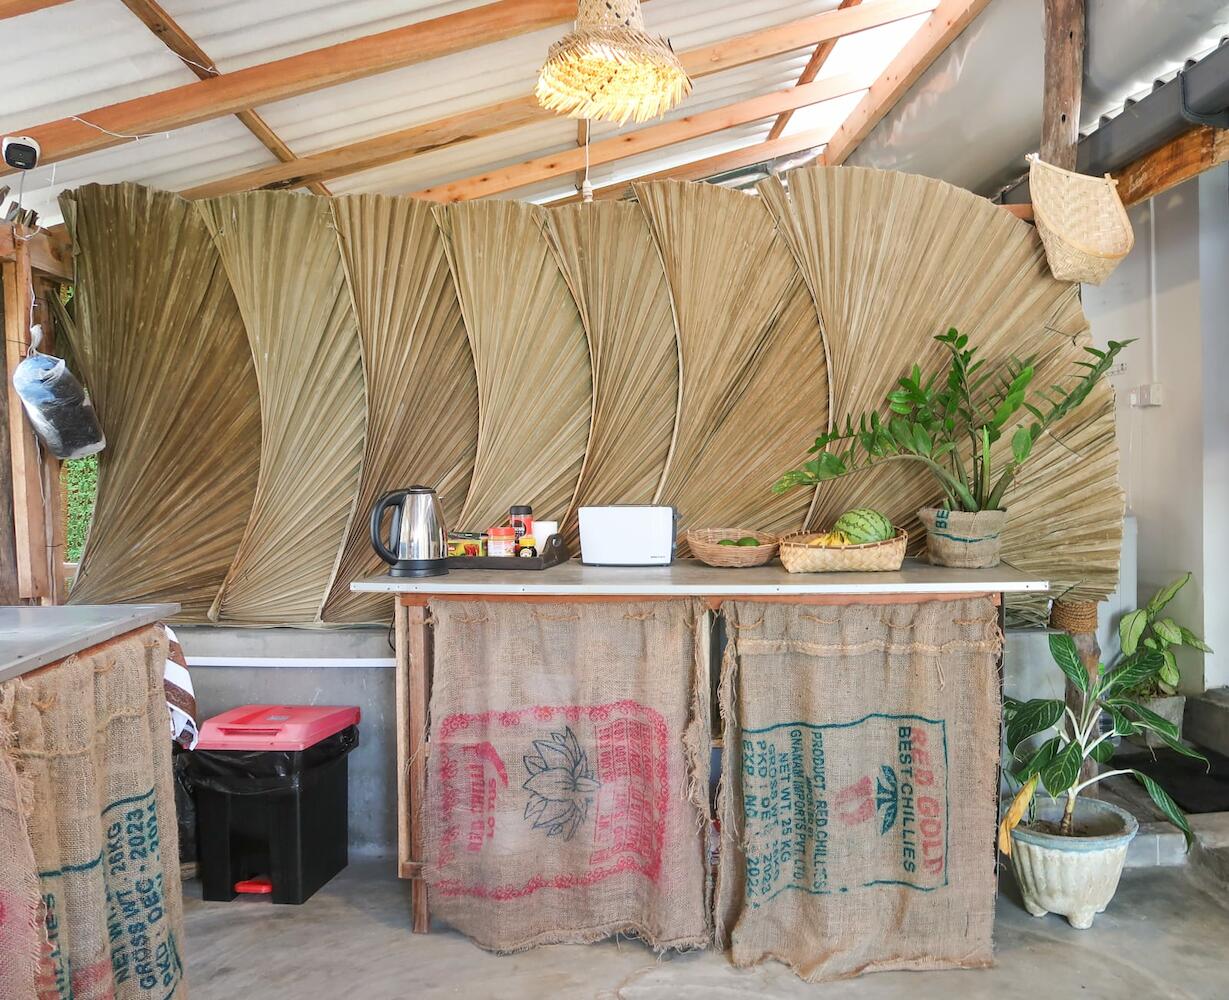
[
  {"x1": 1126, "y1": 694, "x2": 1185, "y2": 749},
  {"x1": 1009, "y1": 797, "x2": 1138, "y2": 929}
]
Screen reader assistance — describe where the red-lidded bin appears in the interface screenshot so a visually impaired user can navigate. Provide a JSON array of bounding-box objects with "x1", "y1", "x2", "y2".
[{"x1": 190, "y1": 704, "x2": 360, "y2": 905}]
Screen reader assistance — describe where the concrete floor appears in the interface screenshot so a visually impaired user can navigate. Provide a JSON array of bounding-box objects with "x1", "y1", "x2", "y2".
[{"x1": 183, "y1": 863, "x2": 1228, "y2": 999}]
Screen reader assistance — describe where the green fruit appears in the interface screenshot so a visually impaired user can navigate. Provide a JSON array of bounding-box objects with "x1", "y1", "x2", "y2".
[
  {"x1": 833, "y1": 508, "x2": 894, "y2": 544},
  {"x1": 737, "y1": 536, "x2": 760, "y2": 546},
  {"x1": 717, "y1": 538, "x2": 738, "y2": 546}
]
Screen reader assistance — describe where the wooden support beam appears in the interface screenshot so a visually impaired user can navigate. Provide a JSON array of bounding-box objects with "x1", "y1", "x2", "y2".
[
  {"x1": 1041, "y1": 0, "x2": 1085, "y2": 170},
  {"x1": 32, "y1": 278, "x2": 66, "y2": 603},
  {"x1": 824, "y1": 0, "x2": 992, "y2": 166},
  {"x1": 2, "y1": 233, "x2": 50, "y2": 601},
  {"x1": 0, "y1": 224, "x2": 72, "y2": 281},
  {"x1": 3, "y1": 0, "x2": 588, "y2": 175},
  {"x1": 0, "y1": 0, "x2": 68, "y2": 18},
  {"x1": 119, "y1": 0, "x2": 331, "y2": 196},
  {"x1": 181, "y1": 0, "x2": 934, "y2": 199},
  {"x1": 1116, "y1": 124, "x2": 1229, "y2": 207},
  {"x1": 413, "y1": 73, "x2": 871, "y2": 203},
  {"x1": 768, "y1": 0, "x2": 863, "y2": 142}
]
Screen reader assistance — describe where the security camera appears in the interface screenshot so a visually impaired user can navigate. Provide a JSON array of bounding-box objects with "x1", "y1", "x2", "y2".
[{"x1": 3, "y1": 136, "x2": 41, "y2": 171}]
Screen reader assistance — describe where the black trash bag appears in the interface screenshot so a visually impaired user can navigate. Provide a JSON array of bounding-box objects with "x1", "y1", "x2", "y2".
[
  {"x1": 172, "y1": 745, "x2": 197, "y2": 864},
  {"x1": 187, "y1": 725, "x2": 359, "y2": 796},
  {"x1": 12, "y1": 344, "x2": 105, "y2": 459}
]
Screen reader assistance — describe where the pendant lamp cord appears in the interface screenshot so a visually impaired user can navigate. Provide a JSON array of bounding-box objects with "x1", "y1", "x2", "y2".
[{"x1": 582, "y1": 120, "x2": 593, "y2": 202}]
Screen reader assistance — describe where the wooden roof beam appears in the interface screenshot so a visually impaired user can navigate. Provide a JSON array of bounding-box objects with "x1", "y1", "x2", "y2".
[
  {"x1": 412, "y1": 73, "x2": 872, "y2": 203},
  {"x1": 767, "y1": 0, "x2": 864, "y2": 142},
  {"x1": 119, "y1": 0, "x2": 331, "y2": 195},
  {"x1": 182, "y1": 0, "x2": 934, "y2": 199},
  {"x1": 0, "y1": 1, "x2": 68, "y2": 18},
  {"x1": 823, "y1": 0, "x2": 992, "y2": 166},
  {"x1": 1, "y1": 0, "x2": 591, "y2": 176}
]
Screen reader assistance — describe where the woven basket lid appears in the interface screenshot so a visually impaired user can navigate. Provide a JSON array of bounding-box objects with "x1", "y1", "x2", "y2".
[{"x1": 536, "y1": 0, "x2": 692, "y2": 125}]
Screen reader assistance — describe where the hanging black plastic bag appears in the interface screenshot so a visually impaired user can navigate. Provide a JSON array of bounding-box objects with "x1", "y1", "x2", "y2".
[{"x1": 12, "y1": 327, "x2": 105, "y2": 459}]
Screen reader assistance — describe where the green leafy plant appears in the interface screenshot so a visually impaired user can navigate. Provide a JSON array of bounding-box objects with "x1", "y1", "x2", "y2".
[
  {"x1": 62, "y1": 454, "x2": 98, "y2": 564},
  {"x1": 1001, "y1": 576, "x2": 1211, "y2": 848},
  {"x1": 1116, "y1": 572, "x2": 1209, "y2": 697},
  {"x1": 773, "y1": 328, "x2": 1130, "y2": 512}
]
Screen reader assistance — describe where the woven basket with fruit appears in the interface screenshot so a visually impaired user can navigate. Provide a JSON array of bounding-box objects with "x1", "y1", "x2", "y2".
[
  {"x1": 780, "y1": 508, "x2": 906, "y2": 573},
  {"x1": 687, "y1": 528, "x2": 778, "y2": 568}
]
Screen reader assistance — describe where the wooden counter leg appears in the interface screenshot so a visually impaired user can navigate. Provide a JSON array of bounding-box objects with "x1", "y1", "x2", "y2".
[{"x1": 406, "y1": 602, "x2": 431, "y2": 933}]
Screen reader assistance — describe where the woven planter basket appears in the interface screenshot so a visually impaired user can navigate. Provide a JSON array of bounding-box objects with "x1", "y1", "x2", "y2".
[
  {"x1": 687, "y1": 528, "x2": 778, "y2": 568},
  {"x1": 778, "y1": 529, "x2": 907, "y2": 573},
  {"x1": 1028, "y1": 154, "x2": 1134, "y2": 285}
]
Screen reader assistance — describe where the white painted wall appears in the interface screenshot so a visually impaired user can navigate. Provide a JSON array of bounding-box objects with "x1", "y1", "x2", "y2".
[{"x1": 1082, "y1": 167, "x2": 1229, "y2": 690}]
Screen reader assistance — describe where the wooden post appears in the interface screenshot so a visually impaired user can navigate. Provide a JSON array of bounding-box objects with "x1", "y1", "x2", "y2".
[
  {"x1": 2, "y1": 231, "x2": 51, "y2": 602},
  {"x1": 0, "y1": 287, "x2": 17, "y2": 604},
  {"x1": 1041, "y1": 0, "x2": 1085, "y2": 170},
  {"x1": 406, "y1": 600, "x2": 431, "y2": 933},
  {"x1": 33, "y1": 277, "x2": 67, "y2": 602}
]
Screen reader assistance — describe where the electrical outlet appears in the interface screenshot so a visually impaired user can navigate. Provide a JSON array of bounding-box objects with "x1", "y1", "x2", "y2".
[{"x1": 1132, "y1": 382, "x2": 1163, "y2": 407}]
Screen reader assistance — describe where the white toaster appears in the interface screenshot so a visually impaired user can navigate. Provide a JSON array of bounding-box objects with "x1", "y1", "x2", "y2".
[{"x1": 577, "y1": 505, "x2": 678, "y2": 566}]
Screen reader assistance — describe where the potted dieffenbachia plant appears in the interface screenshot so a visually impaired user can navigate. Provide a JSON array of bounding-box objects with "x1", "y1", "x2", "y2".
[
  {"x1": 998, "y1": 598, "x2": 1207, "y2": 929},
  {"x1": 773, "y1": 328, "x2": 1129, "y2": 567},
  {"x1": 1116, "y1": 573, "x2": 1210, "y2": 748}
]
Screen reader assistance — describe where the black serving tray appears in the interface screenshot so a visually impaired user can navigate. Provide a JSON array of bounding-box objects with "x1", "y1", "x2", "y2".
[{"x1": 446, "y1": 533, "x2": 570, "y2": 570}]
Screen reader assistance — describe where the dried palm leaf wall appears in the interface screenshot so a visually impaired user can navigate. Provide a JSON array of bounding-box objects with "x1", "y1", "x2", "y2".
[
  {"x1": 60, "y1": 184, "x2": 261, "y2": 621},
  {"x1": 61, "y1": 169, "x2": 1122, "y2": 625}
]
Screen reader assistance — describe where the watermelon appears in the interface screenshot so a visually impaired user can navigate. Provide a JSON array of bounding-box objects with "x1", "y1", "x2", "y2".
[{"x1": 833, "y1": 508, "x2": 894, "y2": 544}]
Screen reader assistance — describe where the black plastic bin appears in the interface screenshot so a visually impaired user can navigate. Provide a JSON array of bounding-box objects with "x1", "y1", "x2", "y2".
[{"x1": 189, "y1": 716, "x2": 359, "y2": 905}]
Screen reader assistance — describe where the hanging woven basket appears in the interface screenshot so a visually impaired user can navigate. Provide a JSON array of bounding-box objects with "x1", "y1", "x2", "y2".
[
  {"x1": 1028, "y1": 154, "x2": 1134, "y2": 285},
  {"x1": 536, "y1": 0, "x2": 692, "y2": 125}
]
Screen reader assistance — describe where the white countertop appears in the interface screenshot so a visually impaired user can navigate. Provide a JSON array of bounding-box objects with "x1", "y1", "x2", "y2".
[
  {"x1": 0, "y1": 604, "x2": 179, "y2": 684},
  {"x1": 352, "y1": 558, "x2": 1047, "y2": 597}
]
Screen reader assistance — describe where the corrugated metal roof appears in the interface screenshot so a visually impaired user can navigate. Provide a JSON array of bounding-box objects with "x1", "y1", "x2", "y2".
[{"x1": 2, "y1": 0, "x2": 936, "y2": 225}]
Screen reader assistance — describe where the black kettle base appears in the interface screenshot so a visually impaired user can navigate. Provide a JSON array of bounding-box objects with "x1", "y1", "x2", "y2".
[{"x1": 388, "y1": 558, "x2": 449, "y2": 578}]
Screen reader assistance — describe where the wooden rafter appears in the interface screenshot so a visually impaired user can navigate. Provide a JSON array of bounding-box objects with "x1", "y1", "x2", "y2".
[
  {"x1": 1117, "y1": 124, "x2": 1229, "y2": 207},
  {"x1": 181, "y1": 0, "x2": 932, "y2": 199},
  {"x1": 548, "y1": 129, "x2": 831, "y2": 205},
  {"x1": 1, "y1": 0, "x2": 590, "y2": 176},
  {"x1": 768, "y1": 0, "x2": 864, "y2": 142},
  {"x1": 0, "y1": 0, "x2": 67, "y2": 18},
  {"x1": 823, "y1": 0, "x2": 991, "y2": 166},
  {"x1": 0, "y1": 224, "x2": 72, "y2": 281},
  {"x1": 413, "y1": 74, "x2": 870, "y2": 203},
  {"x1": 119, "y1": 0, "x2": 331, "y2": 196}
]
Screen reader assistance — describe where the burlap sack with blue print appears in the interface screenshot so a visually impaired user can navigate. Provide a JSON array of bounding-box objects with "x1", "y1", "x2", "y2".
[
  {"x1": 0, "y1": 626, "x2": 186, "y2": 999},
  {"x1": 426, "y1": 600, "x2": 710, "y2": 953},
  {"x1": 717, "y1": 598, "x2": 1000, "y2": 981}
]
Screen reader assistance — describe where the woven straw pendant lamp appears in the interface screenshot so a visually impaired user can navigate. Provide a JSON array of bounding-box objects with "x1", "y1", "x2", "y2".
[{"x1": 536, "y1": 0, "x2": 692, "y2": 125}]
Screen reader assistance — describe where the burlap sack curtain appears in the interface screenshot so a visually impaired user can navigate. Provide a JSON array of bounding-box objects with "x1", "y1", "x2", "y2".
[
  {"x1": 634, "y1": 181, "x2": 826, "y2": 540},
  {"x1": 426, "y1": 600, "x2": 710, "y2": 952},
  {"x1": 60, "y1": 184, "x2": 260, "y2": 621},
  {"x1": 717, "y1": 599, "x2": 1001, "y2": 981},
  {"x1": 435, "y1": 201, "x2": 592, "y2": 533},
  {"x1": 198, "y1": 192, "x2": 367, "y2": 625},
  {"x1": 760, "y1": 168, "x2": 1123, "y2": 609},
  {"x1": 0, "y1": 627, "x2": 187, "y2": 998},
  {"x1": 545, "y1": 203, "x2": 678, "y2": 544},
  {"x1": 321, "y1": 194, "x2": 479, "y2": 623}
]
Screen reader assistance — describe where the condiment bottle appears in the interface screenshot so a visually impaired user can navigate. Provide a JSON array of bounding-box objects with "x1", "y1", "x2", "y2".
[
  {"x1": 488, "y1": 525, "x2": 516, "y2": 558},
  {"x1": 510, "y1": 505, "x2": 533, "y2": 543},
  {"x1": 518, "y1": 535, "x2": 538, "y2": 558}
]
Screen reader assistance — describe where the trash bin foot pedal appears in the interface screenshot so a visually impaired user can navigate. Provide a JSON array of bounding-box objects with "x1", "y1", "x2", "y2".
[{"x1": 235, "y1": 876, "x2": 273, "y2": 895}]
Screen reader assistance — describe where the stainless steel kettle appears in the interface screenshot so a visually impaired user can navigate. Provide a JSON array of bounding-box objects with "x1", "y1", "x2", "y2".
[{"x1": 370, "y1": 486, "x2": 448, "y2": 577}]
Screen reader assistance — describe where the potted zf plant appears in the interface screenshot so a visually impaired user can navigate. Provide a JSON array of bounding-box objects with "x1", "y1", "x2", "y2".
[
  {"x1": 774, "y1": 328, "x2": 1129, "y2": 567},
  {"x1": 998, "y1": 577, "x2": 1210, "y2": 929},
  {"x1": 1117, "y1": 572, "x2": 1209, "y2": 748}
]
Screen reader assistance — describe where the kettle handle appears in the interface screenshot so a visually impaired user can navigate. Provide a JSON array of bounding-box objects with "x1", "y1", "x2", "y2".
[{"x1": 370, "y1": 489, "x2": 409, "y2": 566}]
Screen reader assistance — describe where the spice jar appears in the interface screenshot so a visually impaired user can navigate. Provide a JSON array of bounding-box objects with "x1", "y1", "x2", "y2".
[
  {"x1": 488, "y1": 525, "x2": 516, "y2": 558},
  {"x1": 509, "y1": 505, "x2": 533, "y2": 542},
  {"x1": 517, "y1": 535, "x2": 538, "y2": 558}
]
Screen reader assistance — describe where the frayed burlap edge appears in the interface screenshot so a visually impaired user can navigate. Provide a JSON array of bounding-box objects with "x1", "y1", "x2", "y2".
[{"x1": 0, "y1": 700, "x2": 42, "y2": 1000}]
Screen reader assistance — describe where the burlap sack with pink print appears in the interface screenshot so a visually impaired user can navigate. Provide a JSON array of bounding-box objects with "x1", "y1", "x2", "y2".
[
  {"x1": 716, "y1": 597, "x2": 1001, "y2": 982},
  {"x1": 426, "y1": 600, "x2": 710, "y2": 952}
]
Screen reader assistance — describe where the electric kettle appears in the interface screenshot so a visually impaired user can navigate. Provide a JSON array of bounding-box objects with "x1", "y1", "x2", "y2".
[{"x1": 370, "y1": 486, "x2": 448, "y2": 577}]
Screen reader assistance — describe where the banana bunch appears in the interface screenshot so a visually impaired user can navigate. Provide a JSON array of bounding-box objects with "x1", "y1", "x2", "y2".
[{"x1": 807, "y1": 530, "x2": 852, "y2": 548}]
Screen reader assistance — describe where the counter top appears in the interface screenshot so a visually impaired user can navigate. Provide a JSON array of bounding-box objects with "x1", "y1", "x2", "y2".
[
  {"x1": 0, "y1": 604, "x2": 180, "y2": 684},
  {"x1": 352, "y1": 558, "x2": 1048, "y2": 597}
]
